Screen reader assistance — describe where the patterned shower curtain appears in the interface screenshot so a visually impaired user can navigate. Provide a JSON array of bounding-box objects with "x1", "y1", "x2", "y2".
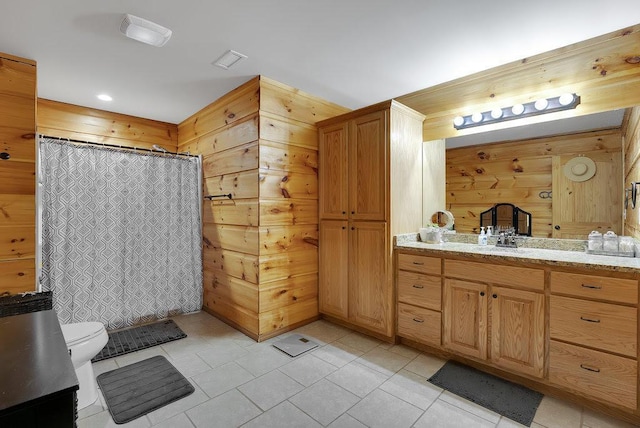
[{"x1": 40, "y1": 138, "x2": 203, "y2": 329}]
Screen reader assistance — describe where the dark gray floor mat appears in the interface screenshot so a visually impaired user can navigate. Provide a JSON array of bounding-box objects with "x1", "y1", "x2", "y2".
[
  {"x1": 428, "y1": 360, "x2": 543, "y2": 426},
  {"x1": 92, "y1": 319, "x2": 186, "y2": 362},
  {"x1": 97, "y1": 355, "x2": 194, "y2": 424}
]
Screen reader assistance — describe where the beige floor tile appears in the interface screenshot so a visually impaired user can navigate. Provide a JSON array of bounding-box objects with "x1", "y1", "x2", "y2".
[
  {"x1": 347, "y1": 389, "x2": 424, "y2": 428},
  {"x1": 159, "y1": 337, "x2": 214, "y2": 360},
  {"x1": 195, "y1": 341, "x2": 248, "y2": 368},
  {"x1": 168, "y1": 353, "x2": 211, "y2": 378},
  {"x1": 293, "y1": 319, "x2": 352, "y2": 344},
  {"x1": 235, "y1": 345, "x2": 293, "y2": 376},
  {"x1": 240, "y1": 401, "x2": 322, "y2": 428},
  {"x1": 497, "y1": 416, "x2": 528, "y2": 427},
  {"x1": 313, "y1": 342, "x2": 364, "y2": 367},
  {"x1": 582, "y1": 408, "x2": 638, "y2": 428},
  {"x1": 338, "y1": 331, "x2": 382, "y2": 352},
  {"x1": 356, "y1": 346, "x2": 412, "y2": 376},
  {"x1": 439, "y1": 391, "x2": 501, "y2": 424},
  {"x1": 237, "y1": 370, "x2": 304, "y2": 411},
  {"x1": 92, "y1": 359, "x2": 119, "y2": 376},
  {"x1": 151, "y1": 412, "x2": 194, "y2": 428},
  {"x1": 289, "y1": 379, "x2": 360, "y2": 426},
  {"x1": 113, "y1": 346, "x2": 170, "y2": 367},
  {"x1": 278, "y1": 353, "x2": 338, "y2": 386},
  {"x1": 191, "y1": 361, "x2": 254, "y2": 398},
  {"x1": 326, "y1": 361, "x2": 390, "y2": 398},
  {"x1": 77, "y1": 410, "x2": 150, "y2": 428},
  {"x1": 327, "y1": 413, "x2": 369, "y2": 428},
  {"x1": 384, "y1": 343, "x2": 422, "y2": 359},
  {"x1": 379, "y1": 369, "x2": 442, "y2": 410},
  {"x1": 403, "y1": 352, "x2": 447, "y2": 378},
  {"x1": 146, "y1": 384, "x2": 209, "y2": 425},
  {"x1": 413, "y1": 400, "x2": 496, "y2": 428},
  {"x1": 533, "y1": 396, "x2": 582, "y2": 428},
  {"x1": 186, "y1": 389, "x2": 261, "y2": 428}
]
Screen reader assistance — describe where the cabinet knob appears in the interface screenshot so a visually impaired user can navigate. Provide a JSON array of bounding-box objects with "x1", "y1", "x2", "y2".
[
  {"x1": 0, "y1": 152, "x2": 10, "y2": 160},
  {"x1": 554, "y1": 225, "x2": 561, "y2": 230},
  {"x1": 351, "y1": 227, "x2": 355, "y2": 230},
  {"x1": 351, "y1": 211, "x2": 355, "y2": 215},
  {"x1": 492, "y1": 293, "x2": 497, "y2": 299},
  {"x1": 342, "y1": 226, "x2": 346, "y2": 230},
  {"x1": 342, "y1": 211, "x2": 346, "y2": 215},
  {"x1": 480, "y1": 291, "x2": 485, "y2": 296}
]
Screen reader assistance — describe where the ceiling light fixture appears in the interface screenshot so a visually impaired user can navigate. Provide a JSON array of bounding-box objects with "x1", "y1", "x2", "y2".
[
  {"x1": 213, "y1": 50, "x2": 247, "y2": 69},
  {"x1": 97, "y1": 94, "x2": 113, "y2": 101},
  {"x1": 120, "y1": 14, "x2": 172, "y2": 47},
  {"x1": 453, "y1": 93, "x2": 580, "y2": 130}
]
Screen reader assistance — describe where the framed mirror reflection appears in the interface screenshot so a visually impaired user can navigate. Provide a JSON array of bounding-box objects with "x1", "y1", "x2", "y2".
[{"x1": 480, "y1": 203, "x2": 532, "y2": 236}]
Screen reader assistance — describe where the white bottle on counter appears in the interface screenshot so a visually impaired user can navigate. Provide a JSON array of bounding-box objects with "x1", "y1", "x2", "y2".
[{"x1": 478, "y1": 227, "x2": 487, "y2": 246}]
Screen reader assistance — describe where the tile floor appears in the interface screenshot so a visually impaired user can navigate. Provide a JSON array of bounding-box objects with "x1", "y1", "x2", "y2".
[{"x1": 78, "y1": 311, "x2": 635, "y2": 428}]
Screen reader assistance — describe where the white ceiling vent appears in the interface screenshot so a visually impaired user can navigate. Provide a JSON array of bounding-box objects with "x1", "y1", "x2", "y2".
[
  {"x1": 213, "y1": 50, "x2": 247, "y2": 69},
  {"x1": 120, "y1": 14, "x2": 172, "y2": 47}
]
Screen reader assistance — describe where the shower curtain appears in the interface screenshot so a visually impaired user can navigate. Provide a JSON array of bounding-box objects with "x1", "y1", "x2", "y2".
[{"x1": 40, "y1": 138, "x2": 202, "y2": 329}]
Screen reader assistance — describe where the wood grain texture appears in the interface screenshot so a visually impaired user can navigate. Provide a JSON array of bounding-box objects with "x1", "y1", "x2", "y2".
[
  {"x1": 397, "y1": 303, "x2": 441, "y2": 346},
  {"x1": 445, "y1": 259, "x2": 544, "y2": 291},
  {"x1": 0, "y1": 259, "x2": 36, "y2": 293},
  {"x1": 203, "y1": 247, "x2": 259, "y2": 284},
  {"x1": 259, "y1": 140, "x2": 318, "y2": 175},
  {"x1": 202, "y1": 288, "x2": 259, "y2": 336},
  {"x1": 259, "y1": 199, "x2": 318, "y2": 226},
  {"x1": 397, "y1": 271, "x2": 441, "y2": 311},
  {"x1": 549, "y1": 340, "x2": 637, "y2": 410},
  {"x1": 443, "y1": 278, "x2": 488, "y2": 360},
  {"x1": 446, "y1": 130, "x2": 622, "y2": 237},
  {"x1": 397, "y1": 253, "x2": 441, "y2": 275},
  {"x1": 259, "y1": 111, "x2": 318, "y2": 150},
  {"x1": 259, "y1": 249, "x2": 318, "y2": 283},
  {"x1": 203, "y1": 268, "x2": 258, "y2": 312},
  {"x1": 258, "y1": 298, "x2": 319, "y2": 337},
  {"x1": 259, "y1": 273, "x2": 318, "y2": 312},
  {"x1": 203, "y1": 198, "x2": 259, "y2": 227},
  {"x1": 0, "y1": 226, "x2": 35, "y2": 259},
  {"x1": 318, "y1": 121, "x2": 349, "y2": 220},
  {"x1": 203, "y1": 170, "x2": 259, "y2": 200},
  {"x1": 318, "y1": 220, "x2": 349, "y2": 320},
  {"x1": 550, "y1": 295, "x2": 637, "y2": 357},
  {"x1": 202, "y1": 223, "x2": 259, "y2": 255},
  {"x1": 623, "y1": 106, "x2": 640, "y2": 238},
  {"x1": 396, "y1": 25, "x2": 640, "y2": 141},
  {"x1": 259, "y1": 169, "x2": 317, "y2": 200},
  {"x1": 178, "y1": 114, "x2": 258, "y2": 156},
  {"x1": 258, "y1": 224, "x2": 318, "y2": 256},
  {"x1": 37, "y1": 99, "x2": 177, "y2": 150},
  {"x1": 202, "y1": 142, "x2": 258, "y2": 177},
  {"x1": 550, "y1": 271, "x2": 637, "y2": 304},
  {"x1": 0, "y1": 195, "x2": 34, "y2": 226}
]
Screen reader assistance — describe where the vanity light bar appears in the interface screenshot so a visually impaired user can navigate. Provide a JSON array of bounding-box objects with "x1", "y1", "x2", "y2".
[{"x1": 453, "y1": 93, "x2": 581, "y2": 130}]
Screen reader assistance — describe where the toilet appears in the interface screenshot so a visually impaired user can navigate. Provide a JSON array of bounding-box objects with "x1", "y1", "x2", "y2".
[{"x1": 61, "y1": 322, "x2": 109, "y2": 409}]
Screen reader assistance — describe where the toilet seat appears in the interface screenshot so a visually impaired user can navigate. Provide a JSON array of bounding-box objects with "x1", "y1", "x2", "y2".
[{"x1": 61, "y1": 322, "x2": 106, "y2": 347}]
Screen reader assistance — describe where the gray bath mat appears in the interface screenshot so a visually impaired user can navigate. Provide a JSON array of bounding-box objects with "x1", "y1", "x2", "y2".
[
  {"x1": 428, "y1": 361, "x2": 543, "y2": 426},
  {"x1": 92, "y1": 319, "x2": 186, "y2": 362},
  {"x1": 97, "y1": 355, "x2": 194, "y2": 424},
  {"x1": 272, "y1": 334, "x2": 318, "y2": 357}
]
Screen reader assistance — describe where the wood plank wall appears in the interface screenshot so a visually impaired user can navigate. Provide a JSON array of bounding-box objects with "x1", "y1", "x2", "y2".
[
  {"x1": 0, "y1": 53, "x2": 37, "y2": 295},
  {"x1": 38, "y1": 99, "x2": 178, "y2": 151},
  {"x1": 623, "y1": 107, "x2": 640, "y2": 238},
  {"x1": 446, "y1": 129, "x2": 622, "y2": 237},
  {"x1": 179, "y1": 76, "x2": 348, "y2": 340}
]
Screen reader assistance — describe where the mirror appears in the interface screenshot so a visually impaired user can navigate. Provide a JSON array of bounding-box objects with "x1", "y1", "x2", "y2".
[
  {"x1": 430, "y1": 210, "x2": 454, "y2": 230},
  {"x1": 480, "y1": 203, "x2": 532, "y2": 236}
]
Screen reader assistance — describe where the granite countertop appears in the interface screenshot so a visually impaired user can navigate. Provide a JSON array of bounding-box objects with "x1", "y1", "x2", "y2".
[{"x1": 395, "y1": 233, "x2": 640, "y2": 273}]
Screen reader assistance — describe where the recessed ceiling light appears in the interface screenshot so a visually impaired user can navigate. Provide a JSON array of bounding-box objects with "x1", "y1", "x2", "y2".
[
  {"x1": 120, "y1": 14, "x2": 172, "y2": 47},
  {"x1": 97, "y1": 94, "x2": 113, "y2": 102},
  {"x1": 213, "y1": 50, "x2": 247, "y2": 69}
]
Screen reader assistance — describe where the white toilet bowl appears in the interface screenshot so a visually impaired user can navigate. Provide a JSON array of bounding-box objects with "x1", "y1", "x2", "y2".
[{"x1": 61, "y1": 322, "x2": 108, "y2": 410}]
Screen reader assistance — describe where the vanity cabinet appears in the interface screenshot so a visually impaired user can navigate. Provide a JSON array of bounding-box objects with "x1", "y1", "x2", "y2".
[
  {"x1": 549, "y1": 271, "x2": 638, "y2": 409},
  {"x1": 318, "y1": 101, "x2": 424, "y2": 340},
  {"x1": 442, "y1": 260, "x2": 545, "y2": 378},
  {"x1": 396, "y1": 253, "x2": 442, "y2": 346}
]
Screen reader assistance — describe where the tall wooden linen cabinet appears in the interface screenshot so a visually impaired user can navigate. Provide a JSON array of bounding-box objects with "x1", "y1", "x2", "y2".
[{"x1": 318, "y1": 101, "x2": 425, "y2": 340}]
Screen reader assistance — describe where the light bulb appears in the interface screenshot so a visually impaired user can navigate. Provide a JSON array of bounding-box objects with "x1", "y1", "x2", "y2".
[
  {"x1": 471, "y1": 112, "x2": 483, "y2": 123},
  {"x1": 534, "y1": 99, "x2": 548, "y2": 111},
  {"x1": 490, "y1": 108, "x2": 503, "y2": 119},
  {"x1": 511, "y1": 104, "x2": 525, "y2": 115},
  {"x1": 559, "y1": 93, "x2": 575, "y2": 106},
  {"x1": 453, "y1": 116, "x2": 465, "y2": 127}
]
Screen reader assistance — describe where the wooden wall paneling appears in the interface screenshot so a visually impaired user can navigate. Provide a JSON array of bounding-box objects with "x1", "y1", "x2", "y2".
[
  {"x1": 259, "y1": 249, "x2": 318, "y2": 283},
  {"x1": 202, "y1": 223, "x2": 259, "y2": 255},
  {"x1": 37, "y1": 99, "x2": 178, "y2": 151},
  {"x1": 259, "y1": 140, "x2": 318, "y2": 175},
  {"x1": 396, "y1": 25, "x2": 640, "y2": 141},
  {"x1": 203, "y1": 198, "x2": 259, "y2": 227},
  {"x1": 258, "y1": 273, "x2": 318, "y2": 313},
  {"x1": 259, "y1": 169, "x2": 317, "y2": 200},
  {"x1": 203, "y1": 169, "x2": 259, "y2": 200},
  {"x1": 258, "y1": 225, "x2": 318, "y2": 256},
  {"x1": 623, "y1": 106, "x2": 640, "y2": 238},
  {"x1": 259, "y1": 77, "x2": 350, "y2": 125},
  {"x1": 178, "y1": 78, "x2": 260, "y2": 145},
  {"x1": 0, "y1": 259, "x2": 36, "y2": 295},
  {"x1": 202, "y1": 142, "x2": 258, "y2": 177},
  {"x1": 202, "y1": 287, "x2": 259, "y2": 337},
  {"x1": 0, "y1": 53, "x2": 36, "y2": 293},
  {"x1": 203, "y1": 268, "x2": 259, "y2": 313},
  {"x1": 203, "y1": 247, "x2": 259, "y2": 284},
  {"x1": 259, "y1": 111, "x2": 319, "y2": 150},
  {"x1": 178, "y1": 114, "x2": 259, "y2": 156},
  {"x1": 259, "y1": 199, "x2": 318, "y2": 226},
  {"x1": 258, "y1": 298, "x2": 319, "y2": 337}
]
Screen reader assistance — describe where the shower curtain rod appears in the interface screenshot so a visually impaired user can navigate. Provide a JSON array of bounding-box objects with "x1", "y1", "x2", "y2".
[{"x1": 40, "y1": 135, "x2": 199, "y2": 158}]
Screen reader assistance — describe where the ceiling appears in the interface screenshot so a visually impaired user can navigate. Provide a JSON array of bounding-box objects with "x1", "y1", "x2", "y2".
[{"x1": 1, "y1": 1, "x2": 640, "y2": 125}]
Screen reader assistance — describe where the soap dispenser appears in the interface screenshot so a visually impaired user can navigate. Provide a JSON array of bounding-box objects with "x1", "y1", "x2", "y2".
[{"x1": 478, "y1": 227, "x2": 487, "y2": 246}]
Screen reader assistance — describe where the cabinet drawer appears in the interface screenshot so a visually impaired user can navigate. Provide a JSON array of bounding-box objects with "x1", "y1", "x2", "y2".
[
  {"x1": 397, "y1": 253, "x2": 440, "y2": 275},
  {"x1": 397, "y1": 303, "x2": 441, "y2": 346},
  {"x1": 444, "y1": 259, "x2": 544, "y2": 291},
  {"x1": 397, "y1": 271, "x2": 441, "y2": 310},
  {"x1": 549, "y1": 340, "x2": 637, "y2": 410},
  {"x1": 550, "y1": 295, "x2": 637, "y2": 357},
  {"x1": 550, "y1": 271, "x2": 637, "y2": 304}
]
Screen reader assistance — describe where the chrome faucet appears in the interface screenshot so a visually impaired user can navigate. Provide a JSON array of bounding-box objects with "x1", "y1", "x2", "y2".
[{"x1": 496, "y1": 228, "x2": 518, "y2": 248}]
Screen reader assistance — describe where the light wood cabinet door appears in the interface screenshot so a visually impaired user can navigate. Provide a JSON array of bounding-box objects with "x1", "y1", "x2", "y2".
[
  {"x1": 349, "y1": 111, "x2": 387, "y2": 221},
  {"x1": 348, "y1": 221, "x2": 390, "y2": 335},
  {"x1": 319, "y1": 122, "x2": 349, "y2": 220},
  {"x1": 490, "y1": 286, "x2": 545, "y2": 378},
  {"x1": 443, "y1": 279, "x2": 488, "y2": 360},
  {"x1": 319, "y1": 220, "x2": 349, "y2": 319}
]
